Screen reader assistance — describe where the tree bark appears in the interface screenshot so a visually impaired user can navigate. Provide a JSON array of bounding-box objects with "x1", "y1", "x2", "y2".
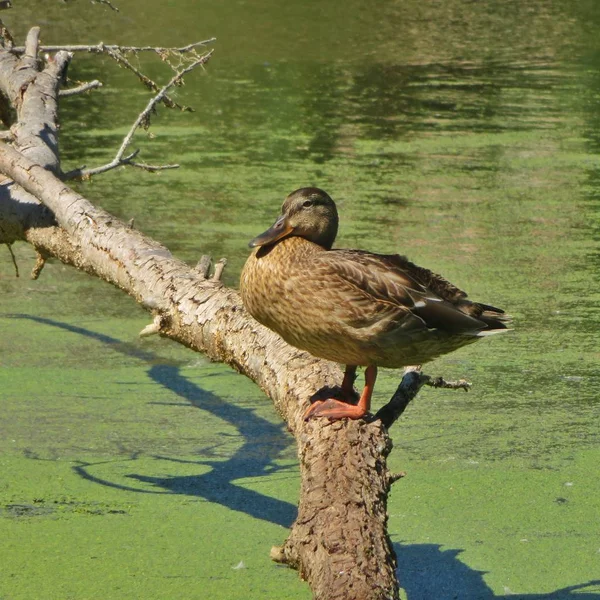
[{"x1": 0, "y1": 28, "x2": 407, "y2": 600}]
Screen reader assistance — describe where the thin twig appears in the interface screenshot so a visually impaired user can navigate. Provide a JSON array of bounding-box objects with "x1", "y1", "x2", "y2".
[
  {"x1": 104, "y1": 48, "x2": 168, "y2": 97},
  {"x1": 5, "y1": 242, "x2": 18, "y2": 277},
  {"x1": 423, "y1": 375, "x2": 471, "y2": 391},
  {"x1": 64, "y1": 50, "x2": 213, "y2": 180},
  {"x1": 101, "y1": 47, "x2": 193, "y2": 111},
  {"x1": 93, "y1": 0, "x2": 119, "y2": 12},
  {"x1": 59, "y1": 80, "x2": 102, "y2": 97},
  {"x1": 129, "y1": 161, "x2": 179, "y2": 173}
]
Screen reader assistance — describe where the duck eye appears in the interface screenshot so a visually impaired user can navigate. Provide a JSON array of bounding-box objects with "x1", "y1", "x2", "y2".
[{"x1": 303, "y1": 200, "x2": 314, "y2": 208}]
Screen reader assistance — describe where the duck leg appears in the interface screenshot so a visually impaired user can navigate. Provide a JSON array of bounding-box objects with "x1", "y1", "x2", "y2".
[
  {"x1": 341, "y1": 365, "x2": 357, "y2": 396},
  {"x1": 304, "y1": 365, "x2": 377, "y2": 421}
]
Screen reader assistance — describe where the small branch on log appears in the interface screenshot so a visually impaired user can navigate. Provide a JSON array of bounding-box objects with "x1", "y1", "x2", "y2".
[
  {"x1": 270, "y1": 545, "x2": 287, "y2": 564},
  {"x1": 375, "y1": 367, "x2": 471, "y2": 429},
  {"x1": 211, "y1": 258, "x2": 227, "y2": 282},
  {"x1": 139, "y1": 314, "x2": 164, "y2": 337},
  {"x1": 388, "y1": 471, "x2": 407, "y2": 485},
  {"x1": 64, "y1": 50, "x2": 213, "y2": 180},
  {"x1": 5, "y1": 241, "x2": 18, "y2": 276},
  {"x1": 59, "y1": 79, "x2": 102, "y2": 97},
  {"x1": 30, "y1": 251, "x2": 46, "y2": 279},
  {"x1": 24, "y1": 26, "x2": 40, "y2": 61},
  {"x1": 196, "y1": 255, "x2": 212, "y2": 279}
]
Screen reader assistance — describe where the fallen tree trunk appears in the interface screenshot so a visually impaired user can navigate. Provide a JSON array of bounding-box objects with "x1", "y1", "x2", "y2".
[
  {"x1": 0, "y1": 25, "x2": 434, "y2": 600},
  {"x1": 0, "y1": 137, "x2": 402, "y2": 600}
]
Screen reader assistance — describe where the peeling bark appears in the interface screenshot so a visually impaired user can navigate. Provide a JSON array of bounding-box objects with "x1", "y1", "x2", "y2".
[{"x1": 0, "y1": 27, "x2": 428, "y2": 600}]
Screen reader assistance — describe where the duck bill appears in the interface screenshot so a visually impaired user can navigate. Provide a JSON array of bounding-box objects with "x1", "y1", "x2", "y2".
[{"x1": 248, "y1": 215, "x2": 294, "y2": 248}]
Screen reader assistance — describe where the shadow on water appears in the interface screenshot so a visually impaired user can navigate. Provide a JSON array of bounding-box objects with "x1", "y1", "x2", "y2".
[
  {"x1": 9, "y1": 314, "x2": 297, "y2": 528},
  {"x1": 10, "y1": 316, "x2": 600, "y2": 598},
  {"x1": 395, "y1": 543, "x2": 600, "y2": 600}
]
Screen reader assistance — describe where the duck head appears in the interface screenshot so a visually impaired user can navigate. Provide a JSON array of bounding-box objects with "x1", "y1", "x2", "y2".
[{"x1": 249, "y1": 187, "x2": 339, "y2": 250}]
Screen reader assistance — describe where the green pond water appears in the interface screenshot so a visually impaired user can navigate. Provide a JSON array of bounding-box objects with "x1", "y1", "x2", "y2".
[{"x1": 1, "y1": 1, "x2": 600, "y2": 598}]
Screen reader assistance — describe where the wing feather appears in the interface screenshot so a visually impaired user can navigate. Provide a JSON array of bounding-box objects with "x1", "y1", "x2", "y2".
[{"x1": 308, "y1": 249, "x2": 501, "y2": 334}]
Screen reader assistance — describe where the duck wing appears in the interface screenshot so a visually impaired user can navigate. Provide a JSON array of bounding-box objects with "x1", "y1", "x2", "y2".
[{"x1": 310, "y1": 249, "x2": 509, "y2": 334}]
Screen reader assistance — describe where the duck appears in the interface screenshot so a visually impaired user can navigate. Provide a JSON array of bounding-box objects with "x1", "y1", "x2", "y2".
[{"x1": 240, "y1": 187, "x2": 510, "y2": 421}]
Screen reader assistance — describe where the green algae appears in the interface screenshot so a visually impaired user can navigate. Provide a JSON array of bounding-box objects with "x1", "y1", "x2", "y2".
[
  {"x1": 1, "y1": 316, "x2": 305, "y2": 600},
  {"x1": 2, "y1": 1, "x2": 600, "y2": 598}
]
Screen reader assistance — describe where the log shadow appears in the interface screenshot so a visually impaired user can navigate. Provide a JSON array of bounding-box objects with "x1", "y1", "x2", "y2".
[
  {"x1": 394, "y1": 542, "x2": 600, "y2": 600},
  {"x1": 8, "y1": 314, "x2": 297, "y2": 528}
]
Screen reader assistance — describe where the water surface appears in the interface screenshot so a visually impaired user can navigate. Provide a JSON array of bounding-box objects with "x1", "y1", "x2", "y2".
[{"x1": 1, "y1": 1, "x2": 599, "y2": 599}]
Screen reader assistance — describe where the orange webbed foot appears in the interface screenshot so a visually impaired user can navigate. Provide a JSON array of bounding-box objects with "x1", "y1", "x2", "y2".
[
  {"x1": 303, "y1": 398, "x2": 367, "y2": 421},
  {"x1": 304, "y1": 365, "x2": 378, "y2": 423}
]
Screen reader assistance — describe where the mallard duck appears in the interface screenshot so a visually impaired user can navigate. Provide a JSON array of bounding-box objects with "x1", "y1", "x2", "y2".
[{"x1": 240, "y1": 187, "x2": 510, "y2": 420}]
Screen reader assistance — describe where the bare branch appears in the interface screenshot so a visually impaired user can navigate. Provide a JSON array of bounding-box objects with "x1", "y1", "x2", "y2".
[
  {"x1": 104, "y1": 47, "x2": 168, "y2": 97},
  {"x1": 10, "y1": 38, "x2": 215, "y2": 116},
  {"x1": 11, "y1": 39, "x2": 216, "y2": 56},
  {"x1": 64, "y1": 154, "x2": 179, "y2": 179},
  {"x1": 59, "y1": 79, "x2": 102, "y2": 97},
  {"x1": 116, "y1": 52, "x2": 211, "y2": 157},
  {"x1": 99, "y1": 47, "x2": 197, "y2": 112},
  {"x1": 375, "y1": 367, "x2": 471, "y2": 429},
  {"x1": 64, "y1": 50, "x2": 213, "y2": 180}
]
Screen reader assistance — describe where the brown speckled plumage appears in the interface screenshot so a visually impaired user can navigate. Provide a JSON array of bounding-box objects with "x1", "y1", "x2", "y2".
[{"x1": 240, "y1": 188, "x2": 510, "y2": 419}]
